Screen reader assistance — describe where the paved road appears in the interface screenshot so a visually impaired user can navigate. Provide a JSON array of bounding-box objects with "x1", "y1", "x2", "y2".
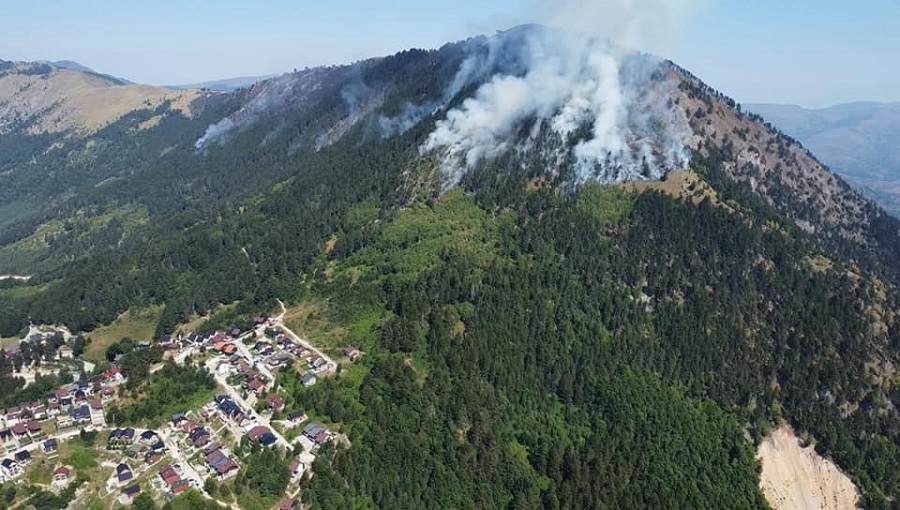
[
  {"x1": 158, "y1": 428, "x2": 207, "y2": 488},
  {"x1": 205, "y1": 359, "x2": 292, "y2": 451},
  {"x1": 231, "y1": 337, "x2": 278, "y2": 387},
  {"x1": 8, "y1": 427, "x2": 83, "y2": 458}
]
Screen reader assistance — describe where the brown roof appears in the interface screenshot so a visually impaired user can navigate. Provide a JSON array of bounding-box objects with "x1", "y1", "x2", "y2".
[
  {"x1": 159, "y1": 465, "x2": 180, "y2": 486},
  {"x1": 216, "y1": 460, "x2": 238, "y2": 475},
  {"x1": 246, "y1": 426, "x2": 270, "y2": 441}
]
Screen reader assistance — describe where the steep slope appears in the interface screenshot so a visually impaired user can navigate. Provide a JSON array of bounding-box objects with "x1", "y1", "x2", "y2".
[
  {"x1": 746, "y1": 102, "x2": 900, "y2": 182},
  {"x1": 747, "y1": 102, "x2": 900, "y2": 216},
  {"x1": 758, "y1": 426, "x2": 860, "y2": 510},
  {"x1": 675, "y1": 69, "x2": 900, "y2": 279}
]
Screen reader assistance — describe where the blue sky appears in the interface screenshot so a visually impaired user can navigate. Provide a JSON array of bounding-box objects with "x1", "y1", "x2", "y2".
[{"x1": 2, "y1": 0, "x2": 898, "y2": 107}]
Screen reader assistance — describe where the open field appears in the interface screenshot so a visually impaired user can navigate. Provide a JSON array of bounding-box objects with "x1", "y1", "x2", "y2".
[
  {"x1": 85, "y1": 306, "x2": 162, "y2": 362},
  {"x1": 283, "y1": 300, "x2": 349, "y2": 351},
  {"x1": 619, "y1": 169, "x2": 722, "y2": 205}
]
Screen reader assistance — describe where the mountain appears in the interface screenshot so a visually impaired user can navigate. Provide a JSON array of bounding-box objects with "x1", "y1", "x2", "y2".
[
  {"x1": 1, "y1": 26, "x2": 900, "y2": 509},
  {"x1": 748, "y1": 102, "x2": 900, "y2": 215},
  {"x1": 0, "y1": 59, "x2": 203, "y2": 136},
  {"x1": 164, "y1": 74, "x2": 275, "y2": 91},
  {"x1": 48, "y1": 59, "x2": 134, "y2": 84}
]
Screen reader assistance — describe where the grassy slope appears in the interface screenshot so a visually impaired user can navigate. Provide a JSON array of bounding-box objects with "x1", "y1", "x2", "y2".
[
  {"x1": 0, "y1": 206, "x2": 148, "y2": 274},
  {"x1": 85, "y1": 306, "x2": 162, "y2": 362}
]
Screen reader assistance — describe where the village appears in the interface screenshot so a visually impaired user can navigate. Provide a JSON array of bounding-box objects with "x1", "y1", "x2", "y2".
[{"x1": 0, "y1": 312, "x2": 362, "y2": 509}]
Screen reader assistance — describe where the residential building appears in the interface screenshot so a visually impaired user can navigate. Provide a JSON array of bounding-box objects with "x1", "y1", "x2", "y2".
[
  {"x1": 52, "y1": 466, "x2": 70, "y2": 485},
  {"x1": 122, "y1": 484, "x2": 142, "y2": 500},
  {"x1": 0, "y1": 459, "x2": 20, "y2": 478},
  {"x1": 43, "y1": 438, "x2": 58, "y2": 454},
  {"x1": 116, "y1": 463, "x2": 134, "y2": 485},
  {"x1": 14, "y1": 450, "x2": 30, "y2": 465}
]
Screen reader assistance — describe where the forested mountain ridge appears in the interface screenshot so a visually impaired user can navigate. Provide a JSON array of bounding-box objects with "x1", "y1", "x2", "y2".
[
  {"x1": 1, "y1": 25, "x2": 900, "y2": 508},
  {"x1": 674, "y1": 67, "x2": 900, "y2": 278}
]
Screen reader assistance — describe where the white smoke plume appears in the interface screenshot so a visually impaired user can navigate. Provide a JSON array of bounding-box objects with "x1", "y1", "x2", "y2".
[
  {"x1": 377, "y1": 29, "x2": 534, "y2": 138},
  {"x1": 195, "y1": 118, "x2": 236, "y2": 150},
  {"x1": 538, "y1": 0, "x2": 699, "y2": 57},
  {"x1": 194, "y1": 69, "x2": 329, "y2": 151},
  {"x1": 423, "y1": 0, "x2": 699, "y2": 187},
  {"x1": 378, "y1": 102, "x2": 437, "y2": 137}
]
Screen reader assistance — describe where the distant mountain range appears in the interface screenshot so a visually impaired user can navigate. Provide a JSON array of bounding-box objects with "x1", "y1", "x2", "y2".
[
  {"x1": 163, "y1": 75, "x2": 274, "y2": 92},
  {"x1": 46, "y1": 60, "x2": 133, "y2": 85},
  {"x1": 33, "y1": 59, "x2": 270, "y2": 92},
  {"x1": 748, "y1": 102, "x2": 900, "y2": 216}
]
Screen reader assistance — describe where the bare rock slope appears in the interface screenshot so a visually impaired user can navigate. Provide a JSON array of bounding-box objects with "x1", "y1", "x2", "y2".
[{"x1": 758, "y1": 426, "x2": 860, "y2": 510}]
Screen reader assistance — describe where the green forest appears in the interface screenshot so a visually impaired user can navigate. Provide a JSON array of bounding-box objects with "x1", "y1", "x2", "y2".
[{"x1": 282, "y1": 162, "x2": 900, "y2": 508}]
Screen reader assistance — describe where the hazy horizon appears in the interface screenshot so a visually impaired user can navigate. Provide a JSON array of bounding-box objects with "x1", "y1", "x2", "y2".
[{"x1": 4, "y1": 0, "x2": 899, "y2": 109}]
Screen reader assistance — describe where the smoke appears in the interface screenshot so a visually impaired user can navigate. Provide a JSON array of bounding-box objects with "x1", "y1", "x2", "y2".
[
  {"x1": 378, "y1": 102, "x2": 437, "y2": 137},
  {"x1": 377, "y1": 28, "x2": 534, "y2": 138},
  {"x1": 194, "y1": 71, "x2": 322, "y2": 151},
  {"x1": 422, "y1": 1, "x2": 699, "y2": 187},
  {"x1": 538, "y1": 0, "x2": 699, "y2": 56},
  {"x1": 340, "y1": 71, "x2": 374, "y2": 115},
  {"x1": 195, "y1": 118, "x2": 236, "y2": 150}
]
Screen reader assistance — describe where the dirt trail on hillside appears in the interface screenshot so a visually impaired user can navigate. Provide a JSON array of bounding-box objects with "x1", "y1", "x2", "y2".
[{"x1": 757, "y1": 425, "x2": 860, "y2": 510}]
